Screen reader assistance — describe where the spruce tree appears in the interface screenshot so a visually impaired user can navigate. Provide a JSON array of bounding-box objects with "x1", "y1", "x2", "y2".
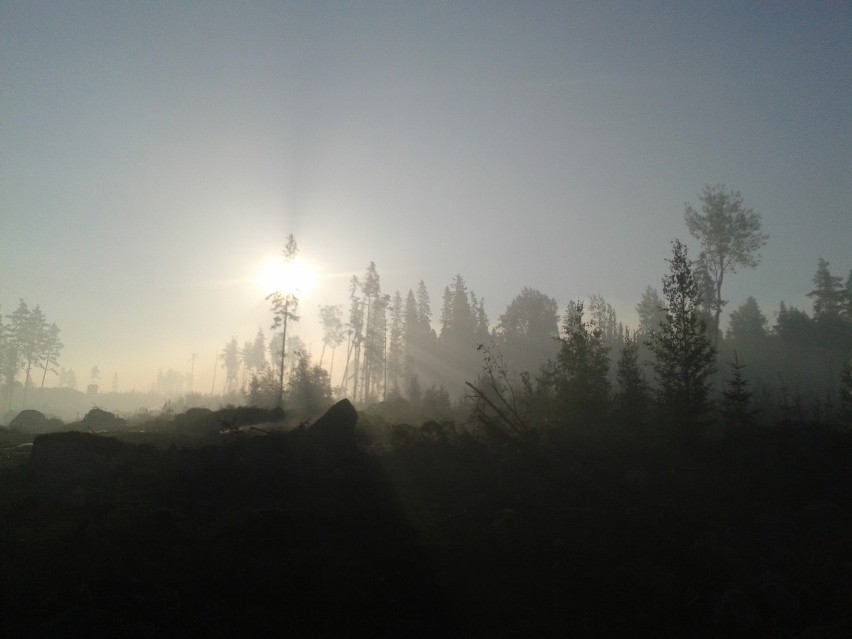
[
  {"x1": 650, "y1": 239, "x2": 717, "y2": 432},
  {"x1": 839, "y1": 362, "x2": 852, "y2": 429},
  {"x1": 553, "y1": 301, "x2": 610, "y2": 427},
  {"x1": 636, "y1": 286, "x2": 666, "y2": 337},
  {"x1": 721, "y1": 353, "x2": 758, "y2": 428},
  {"x1": 727, "y1": 297, "x2": 768, "y2": 341},
  {"x1": 614, "y1": 329, "x2": 649, "y2": 426},
  {"x1": 808, "y1": 258, "x2": 844, "y2": 319}
]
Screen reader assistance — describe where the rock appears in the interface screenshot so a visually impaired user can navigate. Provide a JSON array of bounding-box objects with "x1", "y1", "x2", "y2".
[
  {"x1": 173, "y1": 407, "x2": 217, "y2": 434},
  {"x1": 29, "y1": 431, "x2": 134, "y2": 481},
  {"x1": 306, "y1": 399, "x2": 358, "y2": 448},
  {"x1": 9, "y1": 409, "x2": 48, "y2": 434},
  {"x1": 82, "y1": 407, "x2": 127, "y2": 431}
]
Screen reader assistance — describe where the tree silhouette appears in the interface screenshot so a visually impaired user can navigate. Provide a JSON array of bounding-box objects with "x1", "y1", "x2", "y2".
[
  {"x1": 318, "y1": 304, "x2": 345, "y2": 385},
  {"x1": 806, "y1": 260, "x2": 852, "y2": 354},
  {"x1": 685, "y1": 185, "x2": 767, "y2": 346},
  {"x1": 401, "y1": 281, "x2": 437, "y2": 399},
  {"x1": 774, "y1": 302, "x2": 814, "y2": 345},
  {"x1": 3, "y1": 300, "x2": 30, "y2": 408},
  {"x1": 497, "y1": 287, "x2": 559, "y2": 376},
  {"x1": 840, "y1": 362, "x2": 852, "y2": 428},
  {"x1": 808, "y1": 258, "x2": 844, "y2": 320},
  {"x1": 286, "y1": 351, "x2": 333, "y2": 416},
  {"x1": 843, "y1": 270, "x2": 852, "y2": 322},
  {"x1": 552, "y1": 301, "x2": 610, "y2": 428},
  {"x1": 20, "y1": 305, "x2": 48, "y2": 404},
  {"x1": 386, "y1": 291, "x2": 404, "y2": 398},
  {"x1": 726, "y1": 297, "x2": 768, "y2": 341},
  {"x1": 650, "y1": 239, "x2": 717, "y2": 432},
  {"x1": 614, "y1": 329, "x2": 649, "y2": 426},
  {"x1": 721, "y1": 353, "x2": 758, "y2": 428},
  {"x1": 220, "y1": 338, "x2": 240, "y2": 394},
  {"x1": 342, "y1": 275, "x2": 363, "y2": 399},
  {"x1": 360, "y1": 262, "x2": 383, "y2": 401},
  {"x1": 267, "y1": 234, "x2": 301, "y2": 408},
  {"x1": 37, "y1": 322, "x2": 63, "y2": 390},
  {"x1": 636, "y1": 286, "x2": 666, "y2": 337}
]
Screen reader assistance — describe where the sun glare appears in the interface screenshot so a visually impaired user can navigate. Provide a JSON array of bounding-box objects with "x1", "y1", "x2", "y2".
[{"x1": 256, "y1": 259, "x2": 318, "y2": 296}]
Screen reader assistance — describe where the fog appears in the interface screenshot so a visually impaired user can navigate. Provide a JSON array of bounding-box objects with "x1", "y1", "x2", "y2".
[
  {"x1": 1, "y1": 3, "x2": 851, "y2": 635},
  {"x1": 2, "y1": 3, "x2": 849, "y2": 402}
]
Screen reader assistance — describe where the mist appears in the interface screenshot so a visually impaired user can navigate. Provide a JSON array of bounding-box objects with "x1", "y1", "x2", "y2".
[{"x1": 1, "y1": 3, "x2": 851, "y2": 636}]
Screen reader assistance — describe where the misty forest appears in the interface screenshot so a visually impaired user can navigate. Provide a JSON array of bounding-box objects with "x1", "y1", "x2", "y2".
[{"x1": 2, "y1": 186, "x2": 852, "y2": 636}]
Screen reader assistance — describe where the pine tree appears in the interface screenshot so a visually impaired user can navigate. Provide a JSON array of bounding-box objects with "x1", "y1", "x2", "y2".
[
  {"x1": 403, "y1": 285, "x2": 436, "y2": 400},
  {"x1": 839, "y1": 362, "x2": 852, "y2": 428},
  {"x1": 416, "y1": 280, "x2": 432, "y2": 332},
  {"x1": 843, "y1": 270, "x2": 852, "y2": 322},
  {"x1": 470, "y1": 291, "x2": 490, "y2": 344},
  {"x1": 240, "y1": 340, "x2": 254, "y2": 391},
  {"x1": 360, "y1": 262, "x2": 383, "y2": 401},
  {"x1": 220, "y1": 338, "x2": 241, "y2": 394},
  {"x1": 387, "y1": 291, "x2": 405, "y2": 398},
  {"x1": 614, "y1": 329, "x2": 649, "y2": 425},
  {"x1": 720, "y1": 353, "x2": 758, "y2": 428},
  {"x1": 650, "y1": 239, "x2": 717, "y2": 432},
  {"x1": 267, "y1": 234, "x2": 301, "y2": 408},
  {"x1": 774, "y1": 301, "x2": 814, "y2": 345},
  {"x1": 439, "y1": 275, "x2": 474, "y2": 342},
  {"x1": 807, "y1": 259, "x2": 852, "y2": 353},
  {"x1": 636, "y1": 286, "x2": 666, "y2": 337},
  {"x1": 286, "y1": 351, "x2": 333, "y2": 416},
  {"x1": 343, "y1": 275, "x2": 364, "y2": 399},
  {"x1": 20, "y1": 305, "x2": 48, "y2": 403},
  {"x1": 251, "y1": 329, "x2": 267, "y2": 370},
  {"x1": 808, "y1": 258, "x2": 844, "y2": 319},
  {"x1": 3, "y1": 300, "x2": 30, "y2": 409},
  {"x1": 318, "y1": 304, "x2": 344, "y2": 375},
  {"x1": 37, "y1": 322, "x2": 63, "y2": 390},
  {"x1": 727, "y1": 297, "x2": 768, "y2": 341},
  {"x1": 497, "y1": 287, "x2": 559, "y2": 376},
  {"x1": 552, "y1": 301, "x2": 610, "y2": 427}
]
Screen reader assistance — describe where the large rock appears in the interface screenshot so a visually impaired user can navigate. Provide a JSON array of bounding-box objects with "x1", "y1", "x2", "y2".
[
  {"x1": 82, "y1": 407, "x2": 127, "y2": 431},
  {"x1": 9, "y1": 409, "x2": 48, "y2": 434},
  {"x1": 305, "y1": 399, "x2": 358, "y2": 448},
  {"x1": 28, "y1": 431, "x2": 137, "y2": 481}
]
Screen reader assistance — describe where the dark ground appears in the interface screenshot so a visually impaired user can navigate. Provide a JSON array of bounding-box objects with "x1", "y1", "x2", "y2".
[{"x1": 1, "y1": 401, "x2": 851, "y2": 637}]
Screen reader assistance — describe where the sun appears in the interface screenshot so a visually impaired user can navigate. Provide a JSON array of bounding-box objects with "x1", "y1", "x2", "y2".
[{"x1": 256, "y1": 258, "x2": 318, "y2": 296}]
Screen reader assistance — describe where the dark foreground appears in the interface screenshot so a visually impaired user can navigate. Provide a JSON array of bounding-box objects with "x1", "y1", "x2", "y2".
[{"x1": 1, "y1": 401, "x2": 851, "y2": 637}]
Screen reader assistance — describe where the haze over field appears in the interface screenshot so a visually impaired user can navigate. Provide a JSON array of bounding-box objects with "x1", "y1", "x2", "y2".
[{"x1": 1, "y1": 2, "x2": 850, "y2": 394}]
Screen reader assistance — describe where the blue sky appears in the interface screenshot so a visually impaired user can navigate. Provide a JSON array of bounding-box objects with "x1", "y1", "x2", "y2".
[{"x1": 1, "y1": 2, "x2": 850, "y2": 392}]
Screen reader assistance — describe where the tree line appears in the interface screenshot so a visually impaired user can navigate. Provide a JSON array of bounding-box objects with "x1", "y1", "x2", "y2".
[
  {"x1": 0, "y1": 300, "x2": 64, "y2": 411},
  {"x1": 223, "y1": 185, "x2": 851, "y2": 429}
]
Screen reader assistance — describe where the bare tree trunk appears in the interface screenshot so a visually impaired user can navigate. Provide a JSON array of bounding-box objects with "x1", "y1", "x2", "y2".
[
  {"x1": 713, "y1": 271, "x2": 724, "y2": 350},
  {"x1": 341, "y1": 333, "x2": 352, "y2": 395},
  {"x1": 278, "y1": 305, "x2": 289, "y2": 409}
]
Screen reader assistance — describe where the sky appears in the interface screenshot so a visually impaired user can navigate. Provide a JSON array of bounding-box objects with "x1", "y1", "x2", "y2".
[{"x1": 1, "y1": 1, "x2": 850, "y2": 393}]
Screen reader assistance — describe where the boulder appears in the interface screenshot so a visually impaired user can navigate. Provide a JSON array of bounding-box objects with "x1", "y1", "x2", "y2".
[
  {"x1": 306, "y1": 399, "x2": 358, "y2": 448},
  {"x1": 82, "y1": 407, "x2": 127, "y2": 431},
  {"x1": 9, "y1": 409, "x2": 48, "y2": 434},
  {"x1": 29, "y1": 431, "x2": 134, "y2": 481},
  {"x1": 174, "y1": 407, "x2": 218, "y2": 434}
]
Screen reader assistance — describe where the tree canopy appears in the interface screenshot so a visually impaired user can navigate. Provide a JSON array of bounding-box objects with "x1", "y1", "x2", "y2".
[{"x1": 685, "y1": 185, "x2": 767, "y2": 344}]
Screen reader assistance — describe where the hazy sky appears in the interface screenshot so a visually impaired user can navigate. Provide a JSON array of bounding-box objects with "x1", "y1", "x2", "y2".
[{"x1": 2, "y1": 2, "x2": 850, "y2": 393}]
